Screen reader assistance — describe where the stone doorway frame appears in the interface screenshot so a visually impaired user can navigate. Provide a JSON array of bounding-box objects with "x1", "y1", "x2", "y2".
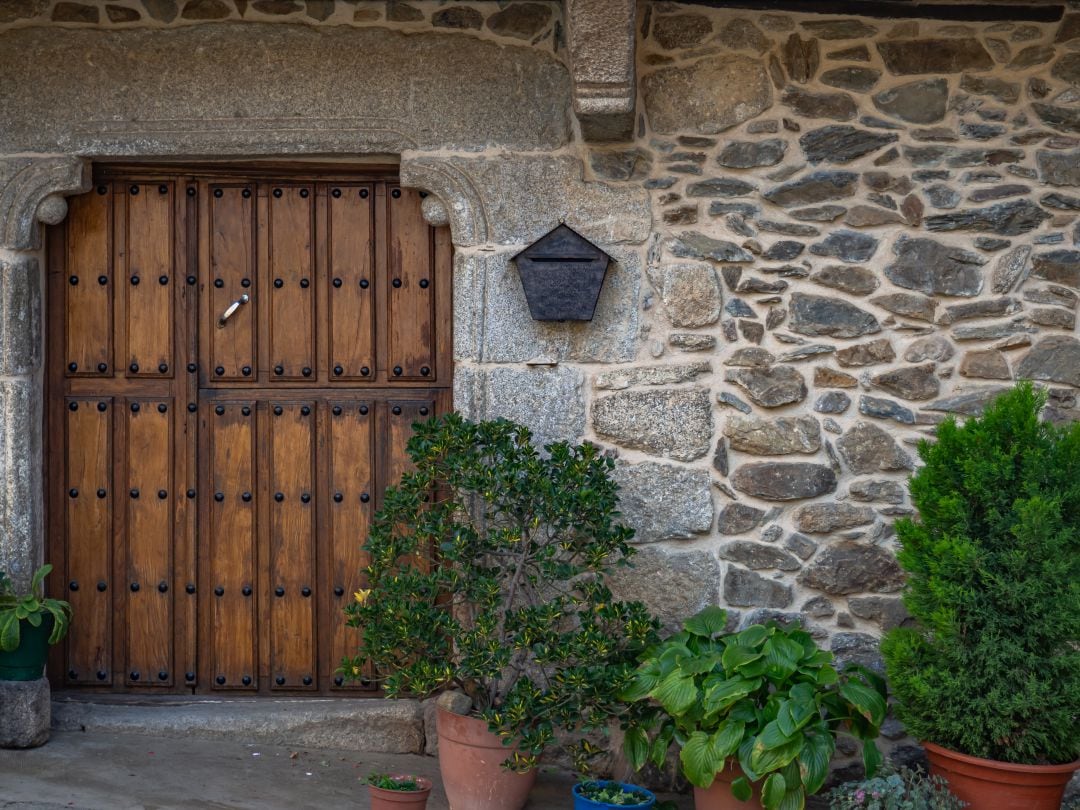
[{"x1": 0, "y1": 151, "x2": 477, "y2": 595}]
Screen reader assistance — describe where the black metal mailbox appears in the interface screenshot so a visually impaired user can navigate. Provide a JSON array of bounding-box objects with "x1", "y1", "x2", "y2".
[{"x1": 512, "y1": 223, "x2": 612, "y2": 321}]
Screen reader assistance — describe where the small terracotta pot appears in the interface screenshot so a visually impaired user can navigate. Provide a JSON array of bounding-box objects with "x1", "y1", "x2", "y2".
[
  {"x1": 367, "y1": 775, "x2": 432, "y2": 810},
  {"x1": 692, "y1": 760, "x2": 763, "y2": 810},
  {"x1": 924, "y1": 740, "x2": 1080, "y2": 810},
  {"x1": 435, "y1": 707, "x2": 536, "y2": 810}
]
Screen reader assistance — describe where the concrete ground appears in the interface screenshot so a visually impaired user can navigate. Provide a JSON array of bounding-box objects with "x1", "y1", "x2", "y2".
[{"x1": 0, "y1": 730, "x2": 692, "y2": 810}]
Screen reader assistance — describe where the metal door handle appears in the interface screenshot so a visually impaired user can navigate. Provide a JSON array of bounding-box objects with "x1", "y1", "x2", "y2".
[{"x1": 217, "y1": 294, "x2": 249, "y2": 328}]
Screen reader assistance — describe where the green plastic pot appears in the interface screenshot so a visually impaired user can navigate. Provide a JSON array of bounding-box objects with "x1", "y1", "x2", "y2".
[{"x1": 0, "y1": 613, "x2": 55, "y2": 681}]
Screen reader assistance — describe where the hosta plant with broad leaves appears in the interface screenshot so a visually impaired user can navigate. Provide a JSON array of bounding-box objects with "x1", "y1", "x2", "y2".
[
  {"x1": 621, "y1": 606, "x2": 887, "y2": 810},
  {"x1": 881, "y1": 382, "x2": 1080, "y2": 765},
  {"x1": 341, "y1": 414, "x2": 659, "y2": 772},
  {"x1": 0, "y1": 564, "x2": 72, "y2": 652}
]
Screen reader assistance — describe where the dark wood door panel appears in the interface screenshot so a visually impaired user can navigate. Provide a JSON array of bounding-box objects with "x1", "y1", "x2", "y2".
[
  {"x1": 48, "y1": 169, "x2": 452, "y2": 696},
  {"x1": 63, "y1": 396, "x2": 113, "y2": 686}
]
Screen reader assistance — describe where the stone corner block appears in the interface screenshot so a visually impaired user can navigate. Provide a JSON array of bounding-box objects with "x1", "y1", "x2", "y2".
[
  {"x1": 613, "y1": 461, "x2": 713, "y2": 543},
  {"x1": 607, "y1": 544, "x2": 721, "y2": 633},
  {"x1": 0, "y1": 676, "x2": 50, "y2": 748},
  {"x1": 0, "y1": 255, "x2": 42, "y2": 377},
  {"x1": 454, "y1": 364, "x2": 586, "y2": 449},
  {"x1": 592, "y1": 387, "x2": 713, "y2": 461}
]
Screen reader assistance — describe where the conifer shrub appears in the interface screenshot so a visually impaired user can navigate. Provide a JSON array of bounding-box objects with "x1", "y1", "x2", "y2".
[{"x1": 881, "y1": 383, "x2": 1080, "y2": 765}]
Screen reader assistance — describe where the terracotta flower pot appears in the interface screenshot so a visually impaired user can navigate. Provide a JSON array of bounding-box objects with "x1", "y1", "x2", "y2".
[
  {"x1": 367, "y1": 775, "x2": 432, "y2": 810},
  {"x1": 692, "y1": 760, "x2": 763, "y2": 810},
  {"x1": 435, "y1": 707, "x2": 536, "y2": 810},
  {"x1": 924, "y1": 740, "x2": 1080, "y2": 810}
]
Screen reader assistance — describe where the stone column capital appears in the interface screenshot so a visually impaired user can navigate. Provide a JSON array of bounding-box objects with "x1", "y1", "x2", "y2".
[{"x1": 0, "y1": 156, "x2": 91, "y2": 251}]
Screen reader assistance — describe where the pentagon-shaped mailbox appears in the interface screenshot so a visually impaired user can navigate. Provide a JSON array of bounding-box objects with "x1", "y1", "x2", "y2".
[{"x1": 512, "y1": 223, "x2": 612, "y2": 321}]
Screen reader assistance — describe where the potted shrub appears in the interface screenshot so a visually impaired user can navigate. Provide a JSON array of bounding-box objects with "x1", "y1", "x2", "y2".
[
  {"x1": 365, "y1": 773, "x2": 433, "y2": 810},
  {"x1": 881, "y1": 383, "x2": 1080, "y2": 809},
  {"x1": 622, "y1": 606, "x2": 887, "y2": 810},
  {"x1": 341, "y1": 415, "x2": 659, "y2": 810},
  {"x1": 824, "y1": 765, "x2": 967, "y2": 809},
  {"x1": 573, "y1": 780, "x2": 657, "y2": 809},
  {"x1": 0, "y1": 564, "x2": 72, "y2": 680}
]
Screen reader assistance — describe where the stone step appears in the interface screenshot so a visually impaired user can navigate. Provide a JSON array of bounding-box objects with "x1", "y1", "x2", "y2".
[{"x1": 51, "y1": 694, "x2": 425, "y2": 753}]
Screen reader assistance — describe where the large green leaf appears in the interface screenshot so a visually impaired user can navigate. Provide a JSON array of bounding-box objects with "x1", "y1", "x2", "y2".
[
  {"x1": 751, "y1": 736, "x2": 804, "y2": 775},
  {"x1": 730, "y1": 776, "x2": 752, "y2": 802},
  {"x1": 684, "y1": 606, "x2": 729, "y2": 638},
  {"x1": 620, "y1": 669, "x2": 660, "y2": 702},
  {"x1": 0, "y1": 612, "x2": 19, "y2": 652},
  {"x1": 711, "y1": 719, "x2": 746, "y2": 761},
  {"x1": 796, "y1": 731, "x2": 833, "y2": 795},
  {"x1": 624, "y1": 725, "x2": 649, "y2": 771},
  {"x1": 776, "y1": 698, "x2": 818, "y2": 738},
  {"x1": 762, "y1": 773, "x2": 786, "y2": 809},
  {"x1": 839, "y1": 681, "x2": 887, "y2": 726},
  {"x1": 861, "y1": 739, "x2": 883, "y2": 778},
  {"x1": 652, "y1": 668, "x2": 699, "y2": 716},
  {"x1": 736, "y1": 625, "x2": 769, "y2": 648},
  {"x1": 757, "y1": 719, "x2": 794, "y2": 750},
  {"x1": 650, "y1": 723, "x2": 676, "y2": 768},
  {"x1": 680, "y1": 730, "x2": 726, "y2": 789},
  {"x1": 762, "y1": 636, "x2": 802, "y2": 681},
  {"x1": 777, "y1": 786, "x2": 806, "y2": 810},
  {"x1": 679, "y1": 652, "x2": 722, "y2": 676},
  {"x1": 702, "y1": 676, "x2": 756, "y2": 717},
  {"x1": 721, "y1": 644, "x2": 763, "y2": 674}
]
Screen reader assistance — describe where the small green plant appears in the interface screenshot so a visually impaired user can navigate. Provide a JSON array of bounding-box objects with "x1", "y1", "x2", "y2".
[
  {"x1": 881, "y1": 383, "x2": 1080, "y2": 765},
  {"x1": 0, "y1": 564, "x2": 72, "y2": 651},
  {"x1": 341, "y1": 414, "x2": 659, "y2": 772},
  {"x1": 365, "y1": 773, "x2": 424, "y2": 792},
  {"x1": 622, "y1": 606, "x2": 887, "y2": 810},
  {"x1": 825, "y1": 765, "x2": 966, "y2": 810},
  {"x1": 576, "y1": 781, "x2": 653, "y2": 806}
]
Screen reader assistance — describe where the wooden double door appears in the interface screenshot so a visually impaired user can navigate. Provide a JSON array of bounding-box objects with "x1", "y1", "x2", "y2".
[{"x1": 45, "y1": 166, "x2": 451, "y2": 695}]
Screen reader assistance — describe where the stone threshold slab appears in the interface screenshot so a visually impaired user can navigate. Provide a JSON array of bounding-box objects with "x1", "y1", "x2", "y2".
[{"x1": 51, "y1": 694, "x2": 425, "y2": 754}]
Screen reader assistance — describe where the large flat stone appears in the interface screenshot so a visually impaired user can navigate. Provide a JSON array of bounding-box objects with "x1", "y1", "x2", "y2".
[
  {"x1": 797, "y1": 542, "x2": 904, "y2": 595},
  {"x1": 608, "y1": 545, "x2": 722, "y2": 632},
  {"x1": 454, "y1": 365, "x2": 586, "y2": 449},
  {"x1": 724, "y1": 365, "x2": 807, "y2": 408},
  {"x1": 872, "y1": 78, "x2": 949, "y2": 124},
  {"x1": 794, "y1": 502, "x2": 876, "y2": 533},
  {"x1": 51, "y1": 695, "x2": 424, "y2": 753},
  {"x1": 724, "y1": 567, "x2": 793, "y2": 608},
  {"x1": 789, "y1": 293, "x2": 880, "y2": 339},
  {"x1": 763, "y1": 171, "x2": 858, "y2": 207},
  {"x1": 723, "y1": 414, "x2": 820, "y2": 455},
  {"x1": 876, "y1": 39, "x2": 993, "y2": 75},
  {"x1": 731, "y1": 462, "x2": 837, "y2": 501},
  {"x1": 0, "y1": 257, "x2": 41, "y2": 376},
  {"x1": 884, "y1": 236, "x2": 986, "y2": 297},
  {"x1": 647, "y1": 261, "x2": 723, "y2": 328},
  {"x1": 0, "y1": 25, "x2": 571, "y2": 154},
  {"x1": 592, "y1": 388, "x2": 713, "y2": 461},
  {"x1": 1031, "y1": 250, "x2": 1080, "y2": 289},
  {"x1": 613, "y1": 462, "x2": 713, "y2": 543},
  {"x1": 642, "y1": 54, "x2": 772, "y2": 134},
  {"x1": 1037, "y1": 149, "x2": 1080, "y2": 187},
  {"x1": 1015, "y1": 336, "x2": 1080, "y2": 388},
  {"x1": 836, "y1": 421, "x2": 914, "y2": 474},
  {"x1": 402, "y1": 155, "x2": 650, "y2": 248},
  {"x1": 0, "y1": 677, "x2": 49, "y2": 749},
  {"x1": 799, "y1": 125, "x2": 897, "y2": 164},
  {"x1": 452, "y1": 248, "x2": 639, "y2": 364},
  {"x1": 924, "y1": 199, "x2": 1051, "y2": 237}
]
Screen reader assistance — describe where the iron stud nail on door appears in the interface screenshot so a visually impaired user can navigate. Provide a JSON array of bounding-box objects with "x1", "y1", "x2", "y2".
[{"x1": 217, "y1": 293, "x2": 249, "y2": 328}]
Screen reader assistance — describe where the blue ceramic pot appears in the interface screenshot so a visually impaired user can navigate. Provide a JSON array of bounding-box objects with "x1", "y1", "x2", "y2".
[{"x1": 572, "y1": 780, "x2": 657, "y2": 809}]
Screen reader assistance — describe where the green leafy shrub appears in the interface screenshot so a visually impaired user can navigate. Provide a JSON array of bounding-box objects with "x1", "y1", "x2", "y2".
[
  {"x1": 576, "y1": 781, "x2": 654, "y2": 806},
  {"x1": 0, "y1": 564, "x2": 72, "y2": 651},
  {"x1": 825, "y1": 766, "x2": 966, "y2": 810},
  {"x1": 365, "y1": 774, "x2": 425, "y2": 792},
  {"x1": 341, "y1": 414, "x2": 659, "y2": 771},
  {"x1": 881, "y1": 383, "x2": 1080, "y2": 765},
  {"x1": 621, "y1": 606, "x2": 886, "y2": 810}
]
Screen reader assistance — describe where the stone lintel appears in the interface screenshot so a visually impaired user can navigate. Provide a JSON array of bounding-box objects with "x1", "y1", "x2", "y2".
[{"x1": 566, "y1": 0, "x2": 637, "y2": 141}]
